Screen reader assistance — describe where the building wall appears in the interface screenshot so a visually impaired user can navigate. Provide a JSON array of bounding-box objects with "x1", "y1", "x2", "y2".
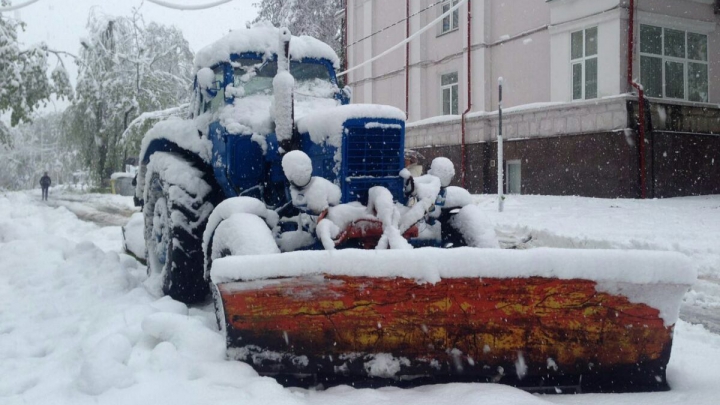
[
  {"x1": 483, "y1": 0, "x2": 552, "y2": 111},
  {"x1": 414, "y1": 130, "x2": 720, "y2": 199},
  {"x1": 414, "y1": 131, "x2": 641, "y2": 198},
  {"x1": 368, "y1": 0, "x2": 406, "y2": 110},
  {"x1": 495, "y1": 132, "x2": 640, "y2": 198},
  {"x1": 638, "y1": 0, "x2": 717, "y2": 21},
  {"x1": 347, "y1": 0, "x2": 720, "y2": 113},
  {"x1": 639, "y1": 101, "x2": 720, "y2": 197},
  {"x1": 345, "y1": 0, "x2": 720, "y2": 198},
  {"x1": 347, "y1": 0, "x2": 555, "y2": 117},
  {"x1": 406, "y1": 96, "x2": 631, "y2": 149},
  {"x1": 411, "y1": 100, "x2": 720, "y2": 198},
  {"x1": 347, "y1": 0, "x2": 371, "y2": 102},
  {"x1": 549, "y1": 0, "x2": 621, "y2": 24},
  {"x1": 415, "y1": 0, "x2": 471, "y2": 120},
  {"x1": 651, "y1": 132, "x2": 720, "y2": 197}
]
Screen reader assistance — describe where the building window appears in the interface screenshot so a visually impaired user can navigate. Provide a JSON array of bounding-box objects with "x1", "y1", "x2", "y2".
[
  {"x1": 571, "y1": 27, "x2": 598, "y2": 100},
  {"x1": 640, "y1": 25, "x2": 708, "y2": 102},
  {"x1": 441, "y1": 72, "x2": 459, "y2": 115},
  {"x1": 506, "y1": 160, "x2": 522, "y2": 194},
  {"x1": 440, "y1": 0, "x2": 459, "y2": 35}
]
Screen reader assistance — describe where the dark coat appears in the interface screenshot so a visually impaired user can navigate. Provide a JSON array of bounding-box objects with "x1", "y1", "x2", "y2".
[{"x1": 40, "y1": 175, "x2": 51, "y2": 188}]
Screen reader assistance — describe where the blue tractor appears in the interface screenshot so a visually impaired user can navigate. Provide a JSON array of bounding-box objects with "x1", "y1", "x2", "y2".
[{"x1": 135, "y1": 25, "x2": 481, "y2": 304}]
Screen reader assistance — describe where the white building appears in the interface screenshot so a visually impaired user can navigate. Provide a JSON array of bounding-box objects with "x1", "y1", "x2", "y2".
[{"x1": 344, "y1": 0, "x2": 720, "y2": 198}]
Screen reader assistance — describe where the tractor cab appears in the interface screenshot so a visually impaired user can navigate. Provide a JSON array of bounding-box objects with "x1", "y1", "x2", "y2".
[{"x1": 194, "y1": 54, "x2": 346, "y2": 116}]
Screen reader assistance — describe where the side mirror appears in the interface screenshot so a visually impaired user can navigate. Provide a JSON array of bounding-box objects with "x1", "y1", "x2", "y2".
[{"x1": 339, "y1": 86, "x2": 352, "y2": 104}]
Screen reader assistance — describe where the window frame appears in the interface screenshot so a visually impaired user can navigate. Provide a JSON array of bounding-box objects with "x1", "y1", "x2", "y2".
[
  {"x1": 202, "y1": 65, "x2": 228, "y2": 114},
  {"x1": 439, "y1": 0, "x2": 460, "y2": 36},
  {"x1": 639, "y1": 24, "x2": 710, "y2": 103},
  {"x1": 440, "y1": 71, "x2": 459, "y2": 115},
  {"x1": 570, "y1": 27, "x2": 598, "y2": 101}
]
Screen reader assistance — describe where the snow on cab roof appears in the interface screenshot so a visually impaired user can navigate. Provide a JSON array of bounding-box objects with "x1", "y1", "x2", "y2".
[{"x1": 194, "y1": 22, "x2": 340, "y2": 70}]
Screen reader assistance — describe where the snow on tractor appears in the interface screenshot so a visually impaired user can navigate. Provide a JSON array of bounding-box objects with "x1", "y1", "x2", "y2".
[{"x1": 132, "y1": 24, "x2": 695, "y2": 393}]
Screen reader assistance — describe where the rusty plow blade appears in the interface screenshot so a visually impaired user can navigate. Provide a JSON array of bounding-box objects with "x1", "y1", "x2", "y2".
[{"x1": 210, "y1": 248, "x2": 695, "y2": 393}]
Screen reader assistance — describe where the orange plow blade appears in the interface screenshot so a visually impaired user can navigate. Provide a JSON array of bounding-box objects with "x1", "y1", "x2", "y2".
[{"x1": 211, "y1": 248, "x2": 694, "y2": 393}]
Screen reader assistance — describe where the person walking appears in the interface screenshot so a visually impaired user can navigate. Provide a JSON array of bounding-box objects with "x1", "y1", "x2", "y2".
[{"x1": 40, "y1": 172, "x2": 51, "y2": 201}]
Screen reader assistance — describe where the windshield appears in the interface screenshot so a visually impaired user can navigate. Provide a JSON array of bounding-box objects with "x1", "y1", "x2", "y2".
[{"x1": 231, "y1": 58, "x2": 336, "y2": 98}]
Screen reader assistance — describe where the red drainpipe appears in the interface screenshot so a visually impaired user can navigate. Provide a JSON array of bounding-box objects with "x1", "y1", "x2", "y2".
[
  {"x1": 627, "y1": 0, "x2": 647, "y2": 199},
  {"x1": 405, "y1": 0, "x2": 410, "y2": 118},
  {"x1": 460, "y1": 0, "x2": 472, "y2": 189}
]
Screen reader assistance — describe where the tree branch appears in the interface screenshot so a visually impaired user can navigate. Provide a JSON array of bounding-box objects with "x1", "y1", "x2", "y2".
[{"x1": 45, "y1": 49, "x2": 79, "y2": 60}]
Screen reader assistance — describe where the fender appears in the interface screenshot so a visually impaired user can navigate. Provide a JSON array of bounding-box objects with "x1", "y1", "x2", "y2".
[{"x1": 137, "y1": 138, "x2": 227, "y2": 207}]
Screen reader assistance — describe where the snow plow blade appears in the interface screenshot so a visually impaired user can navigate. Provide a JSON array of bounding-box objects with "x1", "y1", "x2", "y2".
[{"x1": 211, "y1": 248, "x2": 695, "y2": 393}]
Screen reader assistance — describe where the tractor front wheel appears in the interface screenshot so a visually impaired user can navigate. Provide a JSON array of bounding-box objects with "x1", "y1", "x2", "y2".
[{"x1": 143, "y1": 152, "x2": 216, "y2": 304}]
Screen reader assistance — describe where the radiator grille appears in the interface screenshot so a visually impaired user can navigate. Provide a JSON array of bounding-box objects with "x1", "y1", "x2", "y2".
[
  {"x1": 341, "y1": 121, "x2": 405, "y2": 205},
  {"x1": 345, "y1": 127, "x2": 403, "y2": 177}
]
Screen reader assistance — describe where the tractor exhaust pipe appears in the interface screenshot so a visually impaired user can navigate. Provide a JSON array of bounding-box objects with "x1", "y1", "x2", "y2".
[
  {"x1": 278, "y1": 27, "x2": 291, "y2": 72},
  {"x1": 274, "y1": 28, "x2": 299, "y2": 153}
]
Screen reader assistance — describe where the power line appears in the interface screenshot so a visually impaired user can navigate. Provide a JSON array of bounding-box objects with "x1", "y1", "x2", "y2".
[
  {"x1": 338, "y1": 0, "x2": 466, "y2": 78},
  {"x1": 146, "y1": 0, "x2": 233, "y2": 11},
  {"x1": 345, "y1": 0, "x2": 447, "y2": 49},
  {"x1": 0, "y1": 0, "x2": 42, "y2": 12}
]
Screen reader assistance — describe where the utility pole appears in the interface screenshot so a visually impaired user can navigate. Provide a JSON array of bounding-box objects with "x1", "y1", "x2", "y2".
[{"x1": 498, "y1": 77, "x2": 504, "y2": 212}]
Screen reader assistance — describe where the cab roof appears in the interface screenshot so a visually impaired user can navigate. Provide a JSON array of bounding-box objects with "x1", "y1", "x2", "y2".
[{"x1": 194, "y1": 22, "x2": 340, "y2": 71}]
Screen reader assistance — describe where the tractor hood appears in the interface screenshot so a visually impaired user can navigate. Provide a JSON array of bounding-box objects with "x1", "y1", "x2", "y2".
[{"x1": 297, "y1": 104, "x2": 406, "y2": 149}]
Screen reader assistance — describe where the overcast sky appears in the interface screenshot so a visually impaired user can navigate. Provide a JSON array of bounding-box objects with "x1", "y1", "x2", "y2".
[{"x1": 8, "y1": 0, "x2": 259, "y2": 114}]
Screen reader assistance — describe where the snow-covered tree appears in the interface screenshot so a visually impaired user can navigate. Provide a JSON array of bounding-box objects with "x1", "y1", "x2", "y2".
[
  {"x1": 253, "y1": 0, "x2": 344, "y2": 58},
  {"x1": 63, "y1": 9, "x2": 194, "y2": 183},
  {"x1": 0, "y1": 113, "x2": 82, "y2": 190},
  {"x1": 0, "y1": 0, "x2": 73, "y2": 145}
]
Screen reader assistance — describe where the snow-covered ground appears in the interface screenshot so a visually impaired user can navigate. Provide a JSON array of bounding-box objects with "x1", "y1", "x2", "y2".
[
  {"x1": 478, "y1": 194, "x2": 720, "y2": 334},
  {"x1": 42, "y1": 188, "x2": 139, "y2": 227},
  {"x1": 1, "y1": 188, "x2": 719, "y2": 405}
]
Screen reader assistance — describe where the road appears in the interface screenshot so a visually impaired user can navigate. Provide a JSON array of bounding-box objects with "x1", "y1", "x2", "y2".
[{"x1": 43, "y1": 189, "x2": 139, "y2": 227}]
